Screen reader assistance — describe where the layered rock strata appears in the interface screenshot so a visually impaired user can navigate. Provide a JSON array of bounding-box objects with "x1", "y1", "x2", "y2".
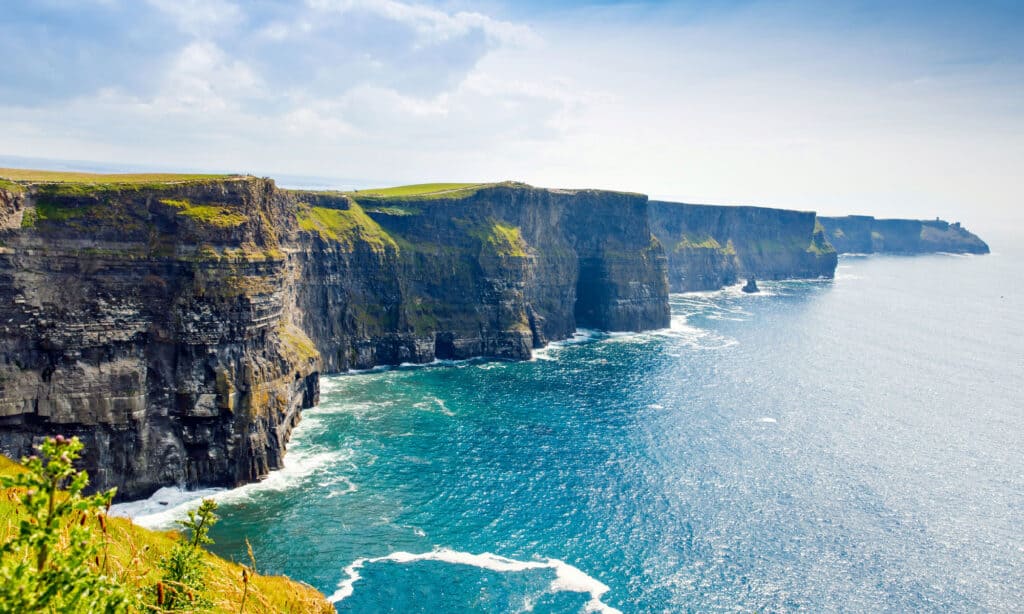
[
  {"x1": 649, "y1": 201, "x2": 838, "y2": 292},
  {"x1": 0, "y1": 179, "x2": 668, "y2": 498},
  {"x1": 0, "y1": 174, "x2": 988, "y2": 500}
]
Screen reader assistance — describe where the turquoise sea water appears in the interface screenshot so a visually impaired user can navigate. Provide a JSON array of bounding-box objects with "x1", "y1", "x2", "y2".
[{"x1": 118, "y1": 249, "x2": 1024, "y2": 612}]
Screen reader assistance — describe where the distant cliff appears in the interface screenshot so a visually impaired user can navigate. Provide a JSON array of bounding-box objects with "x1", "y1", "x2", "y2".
[
  {"x1": 818, "y1": 216, "x2": 989, "y2": 254},
  {"x1": 649, "y1": 201, "x2": 837, "y2": 292},
  {"x1": 0, "y1": 176, "x2": 667, "y2": 499}
]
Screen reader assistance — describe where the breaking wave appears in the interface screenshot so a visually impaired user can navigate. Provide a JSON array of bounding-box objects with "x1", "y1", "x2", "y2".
[{"x1": 329, "y1": 548, "x2": 621, "y2": 613}]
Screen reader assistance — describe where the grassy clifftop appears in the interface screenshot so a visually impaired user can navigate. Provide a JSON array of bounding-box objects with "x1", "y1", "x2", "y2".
[
  {"x1": 0, "y1": 455, "x2": 332, "y2": 613},
  {"x1": 347, "y1": 182, "x2": 488, "y2": 198},
  {"x1": 0, "y1": 168, "x2": 236, "y2": 185}
]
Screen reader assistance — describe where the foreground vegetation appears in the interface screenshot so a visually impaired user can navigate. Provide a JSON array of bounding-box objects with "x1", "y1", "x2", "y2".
[{"x1": 0, "y1": 439, "x2": 332, "y2": 613}]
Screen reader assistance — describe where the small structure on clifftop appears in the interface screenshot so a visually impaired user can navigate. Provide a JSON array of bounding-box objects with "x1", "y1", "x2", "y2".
[{"x1": 742, "y1": 278, "x2": 759, "y2": 293}]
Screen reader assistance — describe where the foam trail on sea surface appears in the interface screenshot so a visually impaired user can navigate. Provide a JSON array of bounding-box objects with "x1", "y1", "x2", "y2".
[{"x1": 329, "y1": 548, "x2": 622, "y2": 613}]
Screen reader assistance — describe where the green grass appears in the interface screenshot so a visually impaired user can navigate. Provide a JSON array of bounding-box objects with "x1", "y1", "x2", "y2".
[
  {"x1": 462, "y1": 219, "x2": 528, "y2": 257},
  {"x1": 349, "y1": 183, "x2": 485, "y2": 198},
  {"x1": 22, "y1": 197, "x2": 149, "y2": 233},
  {"x1": 0, "y1": 178, "x2": 26, "y2": 195},
  {"x1": 486, "y1": 222, "x2": 528, "y2": 257},
  {"x1": 807, "y1": 219, "x2": 837, "y2": 255},
  {"x1": 0, "y1": 168, "x2": 234, "y2": 185},
  {"x1": 297, "y1": 202, "x2": 399, "y2": 252},
  {"x1": 278, "y1": 324, "x2": 321, "y2": 364},
  {"x1": 161, "y1": 198, "x2": 248, "y2": 228},
  {"x1": 674, "y1": 235, "x2": 723, "y2": 251},
  {"x1": 365, "y1": 205, "x2": 422, "y2": 216},
  {"x1": 0, "y1": 456, "x2": 332, "y2": 613}
]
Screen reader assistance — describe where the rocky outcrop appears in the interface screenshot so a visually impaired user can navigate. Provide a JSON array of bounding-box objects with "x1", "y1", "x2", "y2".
[
  {"x1": 649, "y1": 201, "x2": 837, "y2": 292},
  {"x1": 0, "y1": 178, "x2": 668, "y2": 498},
  {"x1": 818, "y1": 216, "x2": 990, "y2": 254}
]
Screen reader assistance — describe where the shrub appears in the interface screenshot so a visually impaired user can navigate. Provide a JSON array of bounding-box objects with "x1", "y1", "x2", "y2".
[
  {"x1": 0, "y1": 435, "x2": 136, "y2": 613},
  {"x1": 156, "y1": 498, "x2": 219, "y2": 611}
]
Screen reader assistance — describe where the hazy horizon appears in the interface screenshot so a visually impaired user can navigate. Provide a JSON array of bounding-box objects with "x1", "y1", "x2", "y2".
[{"x1": 2, "y1": 1, "x2": 1022, "y2": 233}]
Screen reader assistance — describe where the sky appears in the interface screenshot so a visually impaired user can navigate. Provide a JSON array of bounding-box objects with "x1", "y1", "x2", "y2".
[{"x1": 1, "y1": 0, "x2": 1022, "y2": 234}]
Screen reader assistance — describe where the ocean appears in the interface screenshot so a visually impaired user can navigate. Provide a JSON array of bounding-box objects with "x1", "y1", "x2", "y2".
[{"x1": 115, "y1": 248, "x2": 1024, "y2": 612}]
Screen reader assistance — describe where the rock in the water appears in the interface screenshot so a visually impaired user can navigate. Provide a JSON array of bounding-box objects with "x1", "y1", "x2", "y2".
[{"x1": 742, "y1": 278, "x2": 759, "y2": 293}]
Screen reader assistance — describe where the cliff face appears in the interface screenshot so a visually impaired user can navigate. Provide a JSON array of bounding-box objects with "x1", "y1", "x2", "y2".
[
  {"x1": 649, "y1": 201, "x2": 837, "y2": 292},
  {"x1": 0, "y1": 178, "x2": 319, "y2": 499},
  {"x1": 818, "y1": 216, "x2": 990, "y2": 254},
  {"x1": 1, "y1": 172, "x2": 987, "y2": 501},
  {"x1": 0, "y1": 179, "x2": 668, "y2": 498},
  {"x1": 291, "y1": 184, "x2": 669, "y2": 370}
]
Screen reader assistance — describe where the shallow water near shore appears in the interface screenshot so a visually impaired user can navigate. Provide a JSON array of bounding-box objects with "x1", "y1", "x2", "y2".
[{"x1": 117, "y1": 249, "x2": 1024, "y2": 612}]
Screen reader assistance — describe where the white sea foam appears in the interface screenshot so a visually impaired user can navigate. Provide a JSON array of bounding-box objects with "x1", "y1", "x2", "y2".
[
  {"x1": 835, "y1": 272, "x2": 863, "y2": 281},
  {"x1": 318, "y1": 375, "x2": 346, "y2": 394},
  {"x1": 110, "y1": 446, "x2": 350, "y2": 529},
  {"x1": 432, "y1": 397, "x2": 455, "y2": 416},
  {"x1": 758, "y1": 417, "x2": 778, "y2": 423},
  {"x1": 344, "y1": 365, "x2": 393, "y2": 375},
  {"x1": 412, "y1": 396, "x2": 456, "y2": 416},
  {"x1": 531, "y1": 346, "x2": 557, "y2": 361},
  {"x1": 108, "y1": 485, "x2": 226, "y2": 527},
  {"x1": 396, "y1": 357, "x2": 475, "y2": 370},
  {"x1": 531, "y1": 329, "x2": 604, "y2": 361},
  {"x1": 477, "y1": 361, "x2": 506, "y2": 370},
  {"x1": 313, "y1": 399, "x2": 394, "y2": 417},
  {"x1": 329, "y1": 548, "x2": 621, "y2": 613},
  {"x1": 600, "y1": 313, "x2": 738, "y2": 351},
  {"x1": 324, "y1": 475, "x2": 358, "y2": 498}
]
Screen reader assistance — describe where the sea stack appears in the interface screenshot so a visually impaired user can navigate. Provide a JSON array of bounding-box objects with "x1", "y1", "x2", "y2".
[{"x1": 742, "y1": 278, "x2": 759, "y2": 293}]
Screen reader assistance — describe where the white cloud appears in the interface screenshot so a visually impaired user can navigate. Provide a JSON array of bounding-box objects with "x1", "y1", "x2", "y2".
[
  {"x1": 1, "y1": 0, "x2": 1022, "y2": 233},
  {"x1": 145, "y1": 0, "x2": 243, "y2": 35},
  {"x1": 155, "y1": 41, "x2": 264, "y2": 112},
  {"x1": 306, "y1": 0, "x2": 537, "y2": 46}
]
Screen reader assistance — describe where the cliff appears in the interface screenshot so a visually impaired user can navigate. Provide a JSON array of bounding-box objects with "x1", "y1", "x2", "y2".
[
  {"x1": 649, "y1": 201, "x2": 838, "y2": 292},
  {"x1": 292, "y1": 183, "x2": 669, "y2": 370},
  {"x1": 0, "y1": 174, "x2": 668, "y2": 499},
  {"x1": 0, "y1": 176, "x2": 320, "y2": 499},
  {"x1": 818, "y1": 216, "x2": 990, "y2": 254},
  {"x1": 2, "y1": 169, "x2": 985, "y2": 502}
]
